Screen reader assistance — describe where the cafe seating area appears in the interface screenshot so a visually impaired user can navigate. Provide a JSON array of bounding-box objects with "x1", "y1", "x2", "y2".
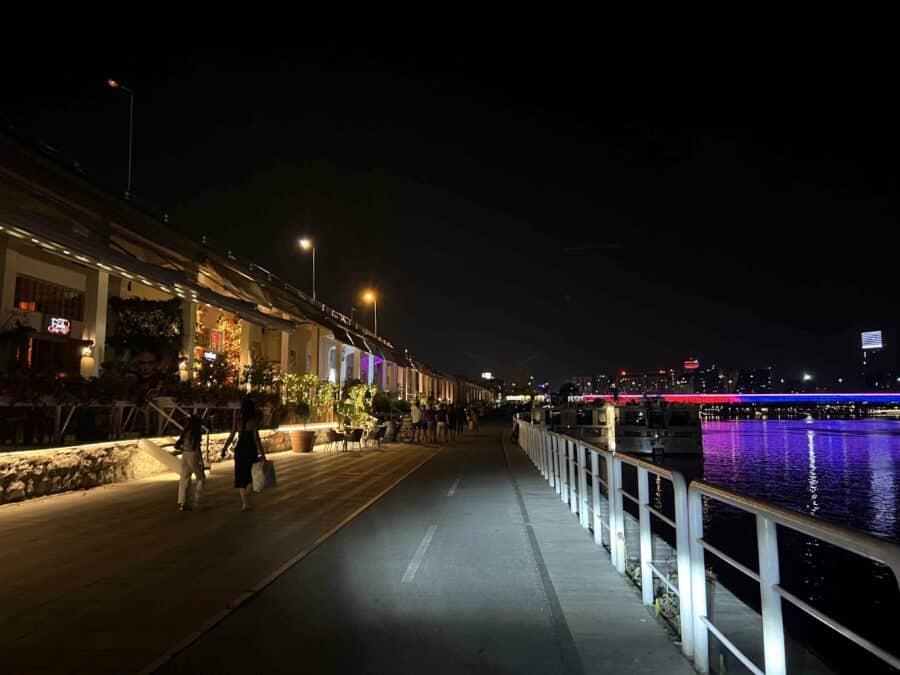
[{"x1": 324, "y1": 422, "x2": 390, "y2": 454}]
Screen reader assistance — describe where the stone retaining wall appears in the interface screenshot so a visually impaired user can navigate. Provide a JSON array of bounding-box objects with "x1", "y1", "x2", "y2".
[{"x1": 0, "y1": 429, "x2": 314, "y2": 505}]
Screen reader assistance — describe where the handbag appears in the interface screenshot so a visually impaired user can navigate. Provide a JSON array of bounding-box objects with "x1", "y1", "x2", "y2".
[{"x1": 251, "y1": 459, "x2": 277, "y2": 493}]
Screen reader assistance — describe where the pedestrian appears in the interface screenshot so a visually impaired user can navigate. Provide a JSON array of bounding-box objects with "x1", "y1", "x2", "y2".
[
  {"x1": 411, "y1": 401, "x2": 424, "y2": 443},
  {"x1": 469, "y1": 407, "x2": 479, "y2": 432},
  {"x1": 436, "y1": 405, "x2": 449, "y2": 443},
  {"x1": 222, "y1": 398, "x2": 267, "y2": 512},
  {"x1": 447, "y1": 406, "x2": 458, "y2": 440},
  {"x1": 455, "y1": 405, "x2": 466, "y2": 436},
  {"x1": 424, "y1": 404, "x2": 436, "y2": 443},
  {"x1": 175, "y1": 413, "x2": 206, "y2": 511}
]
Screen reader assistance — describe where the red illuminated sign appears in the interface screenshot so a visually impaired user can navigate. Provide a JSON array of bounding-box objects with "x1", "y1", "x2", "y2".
[
  {"x1": 48, "y1": 317, "x2": 71, "y2": 335},
  {"x1": 684, "y1": 359, "x2": 700, "y2": 371}
]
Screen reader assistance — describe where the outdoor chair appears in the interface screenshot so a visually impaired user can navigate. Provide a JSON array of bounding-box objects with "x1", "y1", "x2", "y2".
[
  {"x1": 367, "y1": 425, "x2": 386, "y2": 450},
  {"x1": 346, "y1": 428, "x2": 364, "y2": 454},
  {"x1": 326, "y1": 428, "x2": 346, "y2": 453}
]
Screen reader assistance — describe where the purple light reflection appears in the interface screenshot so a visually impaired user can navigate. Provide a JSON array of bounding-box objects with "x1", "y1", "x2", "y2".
[{"x1": 702, "y1": 419, "x2": 900, "y2": 542}]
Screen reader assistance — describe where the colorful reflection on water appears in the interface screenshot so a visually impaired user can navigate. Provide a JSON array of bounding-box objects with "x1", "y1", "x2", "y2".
[{"x1": 701, "y1": 419, "x2": 900, "y2": 542}]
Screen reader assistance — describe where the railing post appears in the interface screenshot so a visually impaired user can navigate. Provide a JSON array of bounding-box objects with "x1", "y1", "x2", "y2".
[
  {"x1": 542, "y1": 429, "x2": 549, "y2": 479},
  {"x1": 541, "y1": 430, "x2": 553, "y2": 478},
  {"x1": 688, "y1": 487, "x2": 709, "y2": 673},
  {"x1": 550, "y1": 435, "x2": 559, "y2": 492},
  {"x1": 757, "y1": 514, "x2": 787, "y2": 675},
  {"x1": 611, "y1": 455, "x2": 626, "y2": 574},
  {"x1": 525, "y1": 423, "x2": 532, "y2": 460},
  {"x1": 559, "y1": 438, "x2": 569, "y2": 504},
  {"x1": 637, "y1": 467, "x2": 654, "y2": 606},
  {"x1": 670, "y1": 473, "x2": 694, "y2": 659},
  {"x1": 568, "y1": 441, "x2": 578, "y2": 514},
  {"x1": 603, "y1": 452, "x2": 617, "y2": 568},
  {"x1": 578, "y1": 444, "x2": 589, "y2": 529},
  {"x1": 591, "y1": 450, "x2": 602, "y2": 545},
  {"x1": 556, "y1": 436, "x2": 563, "y2": 493}
]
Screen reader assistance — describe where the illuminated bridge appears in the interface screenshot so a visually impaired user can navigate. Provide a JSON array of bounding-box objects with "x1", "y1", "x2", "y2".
[{"x1": 579, "y1": 392, "x2": 900, "y2": 405}]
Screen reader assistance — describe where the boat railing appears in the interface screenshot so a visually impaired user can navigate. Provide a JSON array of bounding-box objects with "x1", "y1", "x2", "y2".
[{"x1": 515, "y1": 419, "x2": 900, "y2": 674}]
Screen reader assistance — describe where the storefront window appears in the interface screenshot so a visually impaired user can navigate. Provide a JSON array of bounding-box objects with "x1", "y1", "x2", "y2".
[{"x1": 14, "y1": 275, "x2": 85, "y2": 320}]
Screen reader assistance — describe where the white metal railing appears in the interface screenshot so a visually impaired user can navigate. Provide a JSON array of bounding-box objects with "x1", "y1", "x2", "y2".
[
  {"x1": 516, "y1": 419, "x2": 694, "y2": 661},
  {"x1": 514, "y1": 419, "x2": 900, "y2": 674},
  {"x1": 689, "y1": 480, "x2": 900, "y2": 675}
]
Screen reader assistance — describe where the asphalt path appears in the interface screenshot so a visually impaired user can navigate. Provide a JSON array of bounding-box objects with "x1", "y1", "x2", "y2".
[{"x1": 162, "y1": 423, "x2": 581, "y2": 674}]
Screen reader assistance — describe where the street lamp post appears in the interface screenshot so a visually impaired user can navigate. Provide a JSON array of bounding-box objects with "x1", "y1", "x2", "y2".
[
  {"x1": 299, "y1": 238, "x2": 316, "y2": 300},
  {"x1": 107, "y1": 79, "x2": 134, "y2": 199},
  {"x1": 363, "y1": 291, "x2": 377, "y2": 336}
]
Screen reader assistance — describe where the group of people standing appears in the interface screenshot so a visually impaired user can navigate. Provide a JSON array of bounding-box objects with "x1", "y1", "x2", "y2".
[{"x1": 408, "y1": 401, "x2": 479, "y2": 443}]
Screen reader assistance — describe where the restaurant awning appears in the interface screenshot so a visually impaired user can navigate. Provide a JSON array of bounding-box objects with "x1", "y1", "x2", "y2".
[{"x1": 0, "y1": 202, "x2": 296, "y2": 333}]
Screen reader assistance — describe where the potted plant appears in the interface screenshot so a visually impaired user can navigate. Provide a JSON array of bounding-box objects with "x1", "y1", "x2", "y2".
[
  {"x1": 281, "y1": 373, "x2": 319, "y2": 452},
  {"x1": 286, "y1": 401, "x2": 317, "y2": 453}
]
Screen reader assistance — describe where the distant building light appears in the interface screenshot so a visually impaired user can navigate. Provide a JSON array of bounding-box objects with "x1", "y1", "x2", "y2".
[
  {"x1": 862, "y1": 330, "x2": 884, "y2": 350},
  {"x1": 481, "y1": 371, "x2": 494, "y2": 380}
]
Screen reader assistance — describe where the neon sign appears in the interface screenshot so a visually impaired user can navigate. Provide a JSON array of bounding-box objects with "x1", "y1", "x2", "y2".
[{"x1": 48, "y1": 317, "x2": 71, "y2": 335}]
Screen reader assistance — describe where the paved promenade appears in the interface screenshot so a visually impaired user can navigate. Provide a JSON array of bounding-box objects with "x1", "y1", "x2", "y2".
[
  {"x1": 0, "y1": 440, "x2": 438, "y2": 673},
  {"x1": 2, "y1": 423, "x2": 693, "y2": 674},
  {"x1": 163, "y1": 424, "x2": 693, "y2": 674}
]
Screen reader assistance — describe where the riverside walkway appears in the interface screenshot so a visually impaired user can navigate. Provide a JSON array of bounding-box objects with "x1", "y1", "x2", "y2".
[{"x1": 1, "y1": 423, "x2": 692, "y2": 674}]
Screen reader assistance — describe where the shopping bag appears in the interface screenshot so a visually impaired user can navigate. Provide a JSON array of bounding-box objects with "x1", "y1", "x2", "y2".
[{"x1": 252, "y1": 459, "x2": 277, "y2": 493}]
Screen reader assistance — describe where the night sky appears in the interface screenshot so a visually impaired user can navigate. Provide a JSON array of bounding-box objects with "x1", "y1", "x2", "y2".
[{"x1": 4, "y1": 47, "x2": 898, "y2": 385}]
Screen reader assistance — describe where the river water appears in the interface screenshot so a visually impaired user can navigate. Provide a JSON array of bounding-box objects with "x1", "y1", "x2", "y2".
[
  {"x1": 693, "y1": 419, "x2": 900, "y2": 673},
  {"x1": 701, "y1": 419, "x2": 900, "y2": 542}
]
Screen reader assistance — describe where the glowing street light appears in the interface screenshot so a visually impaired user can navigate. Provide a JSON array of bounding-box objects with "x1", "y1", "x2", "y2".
[
  {"x1": 107, "y1": 78, "x2": 134, "y2": 199},
  {"x1": 362, "y1": 290, "x2": 377, "y2": 336},
  {"x1": 803, "y1": 373, "x2": 813, "y2": 382},
  {"x1": 298, "y1": 238, "x2": 316, "y2": 300}
]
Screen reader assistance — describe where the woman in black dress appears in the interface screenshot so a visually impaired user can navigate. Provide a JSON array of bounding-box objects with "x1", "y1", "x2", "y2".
[{"x1": 223, "y1": 398, "x2": 267, "y2": 511}]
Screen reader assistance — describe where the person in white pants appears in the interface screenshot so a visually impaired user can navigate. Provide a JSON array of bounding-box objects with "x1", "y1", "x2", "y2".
[{"x1": 175, "y1": 415, "x2": 206, "y2": 511}]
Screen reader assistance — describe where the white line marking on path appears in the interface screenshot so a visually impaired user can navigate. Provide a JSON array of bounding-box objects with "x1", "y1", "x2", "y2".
[
  {"x1": 447, "y1": 478, "x2": 460, "y2": 496},
  {"x1": 402, "y1": 524, "x2": 438, "y2": 583}
]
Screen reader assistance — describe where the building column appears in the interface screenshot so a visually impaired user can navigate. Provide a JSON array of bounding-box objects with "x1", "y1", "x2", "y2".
[
  {"x1": 0, "y1": 237, "x2": 13, "y2": 312},
  {"x1": 280, "y1": 330, "x2": 290, "y2": 375},
  {"x1": 80, "y1": 268, "x2": 108, "y2": 378},
  {"x1": 308, "y1": 325, "x2": 319, "y2": 376},
  {"x1": 337, "y1": 342, "x2": 346, "y2": 388},
  {"x1": 181, "y1": 300, "x2": 197, "y2": 380},
  {"x1": 353, "y1": 349, "x2": 362, "y2": 383},
  {"x1": 239, "y1": 320, "x2": 252, "y2": 372}
]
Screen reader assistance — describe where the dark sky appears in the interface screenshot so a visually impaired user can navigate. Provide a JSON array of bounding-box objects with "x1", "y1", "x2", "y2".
[{"x1": 3, "y1": 46, "x2": 898, "y2": 385}]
